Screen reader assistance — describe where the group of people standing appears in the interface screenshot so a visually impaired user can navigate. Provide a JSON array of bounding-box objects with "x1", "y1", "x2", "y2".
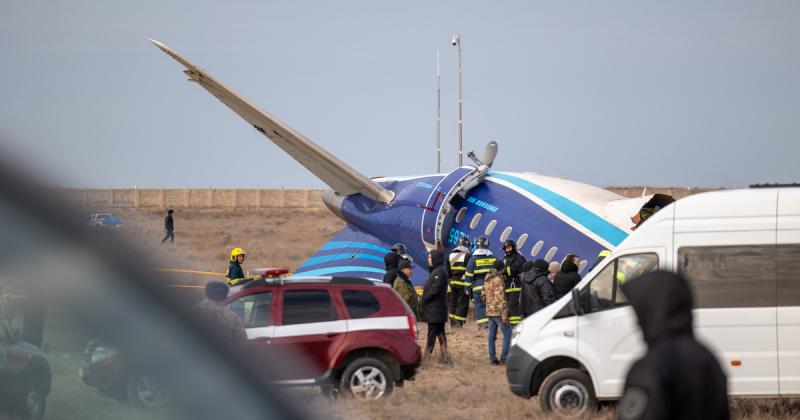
[{"x1": 383, "y1": 238, "x2": 586, "y2": 365}]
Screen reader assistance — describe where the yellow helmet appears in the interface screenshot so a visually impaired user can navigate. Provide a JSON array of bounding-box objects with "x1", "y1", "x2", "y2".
[{"x1": 230, "y1": 247, "x2": 246, "y2": 262}]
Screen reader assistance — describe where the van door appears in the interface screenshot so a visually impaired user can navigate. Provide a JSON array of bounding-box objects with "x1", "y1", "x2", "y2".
[
  {"x1": 576, "y1": 251, "x2": 660, "y2": 397},
  {"x1": 777, "y1": 189, "x2": 800, "y2": 395},
  {"x1": 674, "y1": 189, "x2": 779, "y2": 396}
]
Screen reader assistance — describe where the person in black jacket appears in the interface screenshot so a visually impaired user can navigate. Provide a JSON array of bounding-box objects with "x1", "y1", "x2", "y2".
[
  {"x1": 520, "y1": 259, "x2": 556, "y2": 318},
  {"x1": 501, "y1": 239, "x2": 526, "y2": 325},
  {"x1": 618, "y1": 271, "x2": 729, "y2": 420},
  {"x1": 161, "y1": 209, "x2": 174, "y2": 244},
  {"x1": 420, "y1": 249, "x2": 450, "y2": 362},
  {"x1": 553, "y1": 256, "x2": 581, "y2": 299}
]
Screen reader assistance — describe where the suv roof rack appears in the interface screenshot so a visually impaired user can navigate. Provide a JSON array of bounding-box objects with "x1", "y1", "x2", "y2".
[{"x1": 750, "y1": 183, "x2": 800, "y2": 189}]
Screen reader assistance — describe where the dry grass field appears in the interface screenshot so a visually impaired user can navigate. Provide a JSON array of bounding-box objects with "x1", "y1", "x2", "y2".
[{"x1": 36, "y1": 206, "x2": 800, "y2": 419}]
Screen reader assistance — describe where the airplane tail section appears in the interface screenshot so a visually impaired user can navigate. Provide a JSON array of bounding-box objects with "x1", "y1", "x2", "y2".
[{"x1": 148, "y1": 39, "x2": 394, "y2": 203}]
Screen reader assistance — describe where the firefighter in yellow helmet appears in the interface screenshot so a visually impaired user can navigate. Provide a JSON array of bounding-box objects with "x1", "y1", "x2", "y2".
[{"x1": 226, "y1": 248, "x2": 248, "y2": 286}]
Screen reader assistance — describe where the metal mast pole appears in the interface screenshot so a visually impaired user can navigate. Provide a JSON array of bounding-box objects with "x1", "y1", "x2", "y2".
[
  {"x1": 453, "y1": 35, "x2": 463, "y2": 167},
  {"x1": 436, "y1": 51, "x2": 441, "y2": 173}
]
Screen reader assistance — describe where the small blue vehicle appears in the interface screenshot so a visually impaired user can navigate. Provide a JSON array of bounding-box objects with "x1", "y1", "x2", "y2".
[{"x1": 87, "y1": 213, "x2": 122, "y2": 228}]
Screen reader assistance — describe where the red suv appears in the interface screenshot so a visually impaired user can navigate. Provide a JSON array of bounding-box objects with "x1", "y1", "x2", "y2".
[{"x1": 225, "y1": 276, "x2": 421, "y2": 401}]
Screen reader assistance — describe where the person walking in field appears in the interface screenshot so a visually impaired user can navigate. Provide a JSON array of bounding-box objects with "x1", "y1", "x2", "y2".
[
  {"x1": 482, "y1": 266, "x2": 511, "y2": 364},
  {"x1": 420, "y1": 249, "x2": 450, "y2": 363},
  {"x1": 161, "y1": 209, "x2": 175, "y2": 244},
  {"x1": 393, "y1": 260, "x2": 420, "y2": 318}
]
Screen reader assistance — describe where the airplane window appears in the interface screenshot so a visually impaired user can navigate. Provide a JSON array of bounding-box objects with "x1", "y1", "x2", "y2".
[
  {"x1": 485, "y1": 220, "x2": 497, "y2": 236},
  {"x1": 544, "y1": 247, "x2": 559, "y2": 262},
  {"x1": 470, "y1": 213, "x2": 482, "y2": 229},
  {"x1": 578, "y1": 259, "x2": 588, "y2": 274},
  {"x1": 531, "y1": 241, "x2": 544, "y2": 257},
  {"x1": 455, "y1": 207, "x2": 468, "y2": 223},
  {"x1": 499, "y1": 226, "x2": 512, "y2": 242},
  {"x1": 516, "y1": 233, "x2": 529, "y2": 249}
]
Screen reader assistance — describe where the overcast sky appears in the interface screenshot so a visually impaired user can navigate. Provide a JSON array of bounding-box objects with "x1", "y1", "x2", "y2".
[{"x1": 1, "y1": 1, "x2": 798, "y2": 188}]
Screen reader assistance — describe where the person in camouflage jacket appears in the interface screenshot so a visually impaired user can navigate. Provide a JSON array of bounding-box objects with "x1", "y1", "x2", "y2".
[
  {"x1": 481, "y1": 268, "x2": 512, "y2": 364},
  {"x1": 193, "y1": 281, "x2": 247, "y2": 342},
  {"x1": 393, "y1": 260, "x2": 420, "y2": 318}
]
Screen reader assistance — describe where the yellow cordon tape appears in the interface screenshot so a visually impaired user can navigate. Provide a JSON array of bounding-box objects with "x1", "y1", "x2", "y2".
[
  {"x1": 154, "y1": 268, "x2": 226, "y2": 290},
  {"x1": 154, "y1": 268, "x2": 226, "y2": 277}
]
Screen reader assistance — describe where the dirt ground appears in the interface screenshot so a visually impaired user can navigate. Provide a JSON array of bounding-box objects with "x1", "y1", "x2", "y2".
[{"x1": 81, "y1": 207, "x2": 800, "y2": 419}]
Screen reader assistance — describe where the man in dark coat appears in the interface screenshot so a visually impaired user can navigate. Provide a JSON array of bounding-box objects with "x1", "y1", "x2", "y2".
[
  {"x1": 617, "y1": 271, "x2": 729, "y2": 420},
  {"x1": 382, "y1": 252, "x2": 400, "y2": 284},
  {"x1": 501, "y1": 239, "x2": 526, "y2": 325},
  {"x1": 553, "y1": 257, "x2": 581, "y2": 299},
  {"x1": 520, "y1": 259, "x2": 556, "y2": 318},
  {"x1": 420, "y1": 249, "x2": 450, "y2": 362},
  {"x1": 161, "y1": 209, "x2": 175, "y2": 244}
]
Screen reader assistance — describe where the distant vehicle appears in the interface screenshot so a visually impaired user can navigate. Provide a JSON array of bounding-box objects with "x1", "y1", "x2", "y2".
[
  {"x1": 0, "y1": 320, "x2": 51, "y2": 420},
  {"x1": 87, "y1": 213, "x2": 121, "y2": 228},
  {"x1": 80, "y1": 338, "x2": 170, "y2": 408},
  {"x1": 506, "y1": 188, "x2": 800, "y2": 417},
  {"x1": 226, "y1": 275, "x2": 421, "y2": 401}
]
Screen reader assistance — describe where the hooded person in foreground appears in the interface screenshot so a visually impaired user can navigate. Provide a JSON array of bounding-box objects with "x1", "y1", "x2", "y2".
[
  {"x1": 420, "y1": 249, "x2": 450, "y2": 362},
  {"x1": 617, "y1": 271, "x2": 729, "y2": 420}
]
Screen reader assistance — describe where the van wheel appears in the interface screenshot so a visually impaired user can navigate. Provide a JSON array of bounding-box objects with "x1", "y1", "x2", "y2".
[
  {"x1": 17, "y1": 377, "x2": 47, "y2": 420},
  {"x1": 539, "y1": 368, "x2": 597, "y2": 417},
  {"x1": 340, "y1": 357, "x2": 394, "y2": 401},
  {"x1": 126, "y1": 373, "x2": 170, "y2": 408}
]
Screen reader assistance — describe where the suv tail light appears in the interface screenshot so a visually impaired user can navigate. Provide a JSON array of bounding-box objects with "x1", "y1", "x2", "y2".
[{"x1": 407, "y1": 314, "x2": 417, "y2": 339}]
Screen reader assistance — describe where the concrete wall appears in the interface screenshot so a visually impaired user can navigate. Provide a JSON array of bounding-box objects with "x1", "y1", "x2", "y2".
[{"x1": 55, "y1": 188, "x2": 327, "y2": 208}]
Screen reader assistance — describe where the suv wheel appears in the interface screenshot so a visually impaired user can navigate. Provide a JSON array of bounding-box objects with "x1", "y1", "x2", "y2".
[
  {"x1": 126, "y1": 373, "x2": 170, "y2": 408},
  {"x1": 539, "y1": 368, "x2": 597, "y2": 417},
  {"x1": 340, "y1": 357, "x2": 394, "y2": 401},
  {"x1": 18, "y1": 377, "x2": 47, "y2": 420}
]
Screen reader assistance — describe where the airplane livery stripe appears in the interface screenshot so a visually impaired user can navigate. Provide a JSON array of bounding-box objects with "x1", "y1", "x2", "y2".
[
  {"x1": 294, "y1": 265, "x2": 386, "y2": 276},
  {"x1": 297, "y1": 253, "x2": 385, "y2": 270},
  {"x1": 487, "y1": 172, "x2": 629, "y2": 247},
  {"x1": 319, "y1": 241, "x2": 390, "y2": 254}
]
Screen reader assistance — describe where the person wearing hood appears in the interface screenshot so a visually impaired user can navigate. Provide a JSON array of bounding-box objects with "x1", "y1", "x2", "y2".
[
  {"x1": 520, "y1": 259, "x2": 556, "y2": 318},
  {"x1": 501, "y1": 239, "x2": 526, "y2": 326},
  {"x1": 420, "y1": 249, "x2": 450, "y2": 362},
  {"x1": 553, "y1": 254, "x2": 581, "y2": 299},
  {"x1": 383, "y1": 251, "x2": 401, "y2": 284},
  {"x1": 392, "y1": 260, "x2": 420, "y2": 318},
  {"x1": 448, "y1": 236, "x2": 472, "y2": 328},
  {"x1": 464, "y1": 236, "x2": 497, "y2": 329},
  {"x1": 617, "y1": 271, "x2": 729, "y2": 420}
]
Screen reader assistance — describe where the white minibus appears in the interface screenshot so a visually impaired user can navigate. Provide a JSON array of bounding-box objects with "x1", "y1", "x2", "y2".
[{"x1": 505, "y1": 187, "x2": 800, "y2": 416}]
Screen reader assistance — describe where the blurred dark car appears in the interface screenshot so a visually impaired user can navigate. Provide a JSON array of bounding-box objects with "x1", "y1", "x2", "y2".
[
  {"x1": 81, "y1": 338, "x2": 170, "y2": 408},
  {"x1": 0, "y1": 320, "x2": 51, "y2": 420}
]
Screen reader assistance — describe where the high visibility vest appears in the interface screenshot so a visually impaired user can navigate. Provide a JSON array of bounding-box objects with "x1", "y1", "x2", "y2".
[
  {"x1": 465, "y1": 256, "x2": 497, "y2": 291},
  {"x1": 449, "y1": 251, "x2": 470, "y2": 287}
]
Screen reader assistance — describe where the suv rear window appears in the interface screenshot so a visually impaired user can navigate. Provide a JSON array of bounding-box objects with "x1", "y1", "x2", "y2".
[
  {"x1": 282, "y1": 290, "x2": 338, "y2": 325},
  {"x1": 342, "y1": 290, "x2": 381, "y2": 318}
]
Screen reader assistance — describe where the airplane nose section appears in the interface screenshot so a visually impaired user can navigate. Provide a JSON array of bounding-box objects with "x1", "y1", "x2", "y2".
[{"x1": 323, "y1": 190, "x2": 345, "y2": 220}]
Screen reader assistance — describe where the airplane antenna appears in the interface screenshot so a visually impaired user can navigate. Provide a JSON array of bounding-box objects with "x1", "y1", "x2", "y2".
[
  {"x1": 452, "y1": 34, "x2": 463, "y2": 167},
  {"x1": 436, "y1": 51, "x2": 441, "y2": 173}
]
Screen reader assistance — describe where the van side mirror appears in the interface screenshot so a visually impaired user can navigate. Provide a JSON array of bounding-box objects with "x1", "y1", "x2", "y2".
[{"x1": 571, "y1": 288, "x2": 584, "y2": 316}]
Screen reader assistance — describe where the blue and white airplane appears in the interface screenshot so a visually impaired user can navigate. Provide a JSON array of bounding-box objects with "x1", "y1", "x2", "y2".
[{"x1": 150, "y1": 39, "x2": 658, "y2": 285}]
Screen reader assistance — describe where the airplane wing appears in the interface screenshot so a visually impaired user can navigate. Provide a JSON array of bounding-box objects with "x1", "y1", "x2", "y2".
[
  {"x1": 294, "y1": 225, "x2": 429, "y2": 286},
  {"x1": 148, "y1": 39, "x2": 394, "y2": 203}
]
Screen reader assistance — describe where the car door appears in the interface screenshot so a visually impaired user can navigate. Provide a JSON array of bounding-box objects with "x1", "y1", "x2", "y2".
[
  {"x1": 777, "y1": 189, "x2": 800, "y2": 394},
  {"x1": 227, "y1": 290, "x2": 275, "y2": 365},
  {"x1": 270, "y1": 288, "x2": 347, "y2": 383},
  {"x1": 576, "y1": 251, "x2": 660, "y2": 397}
]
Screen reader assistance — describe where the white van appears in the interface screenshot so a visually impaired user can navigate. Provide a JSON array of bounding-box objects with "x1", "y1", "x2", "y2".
[{"x1": 505, "y1": 187, "x2": 800, "y2": 416}]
